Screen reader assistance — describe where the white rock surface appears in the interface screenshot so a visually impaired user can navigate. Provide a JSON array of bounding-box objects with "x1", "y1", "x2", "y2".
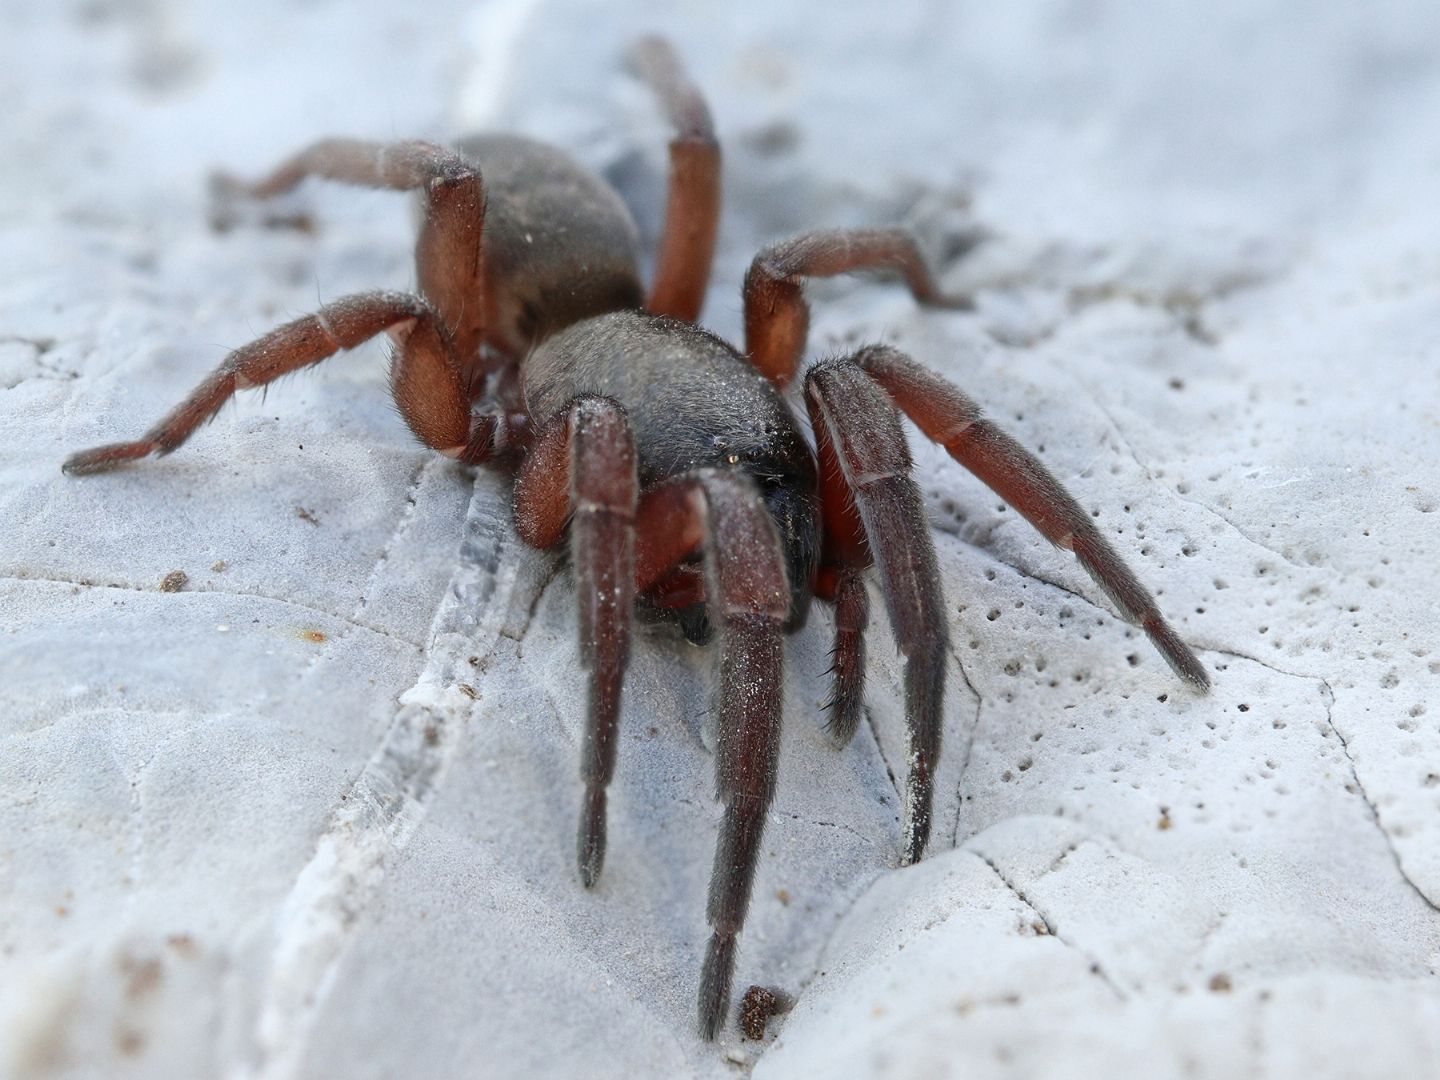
[{"x1": 3, "y1": 2, "x2": 1439, "y2": 1078}]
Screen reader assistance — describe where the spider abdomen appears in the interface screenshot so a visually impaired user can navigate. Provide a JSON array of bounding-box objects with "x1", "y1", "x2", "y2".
[{"x1": 455, "y1": 135, "x2": 646, "y2": 359}]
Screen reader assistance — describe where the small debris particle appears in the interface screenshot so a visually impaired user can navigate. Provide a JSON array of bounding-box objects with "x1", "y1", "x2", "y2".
[
  {"x1": 1031, "y1": 920, "x2": 1049, "y2": 935},
  {"x1": 300, "y1": 629, "x2": 327, "y2": 644},
  {"x1": 423, "y1": 724, "x2": 441, "y2": 746},
  {"x1": 468, "y1": 655, "x2": 480, "y2": 667},
  {"x1": 458, "y1": 683, "x2": 478, "y2": 700},
  {"x1": 739, "y1": 985, "x2": 791, "y2": 1040},
  {"x1": 211, "y1": 560, "x2": 228, "y2": 573},
  {"x1": 166, "y1": 934, "x2": 197, "y2": 957},
  {"x1": 55, "y1": 905, "x2": 69, "y2": 917},
  {"x1": 296, "y1": 506, "x2": 320, "y2": 526},
  {"x1": 1158, "y1": 807, "x2": 1173, "y2": 831},
  {"x1": 160, "y1": 570, "x2": 188, "y2": 592},
  {"x1": 1208, "y1": 972, "x2": 1233, "y2": 993},
  {"x1": 115, "y1": 1027, "x2": 145, "y2": 1056},
  {"x1": 776, "y1": 888, "x2": 791, "y2": 906},
  {"x1": 120, "y1": 953, "x2": 163, "y2": 999}
]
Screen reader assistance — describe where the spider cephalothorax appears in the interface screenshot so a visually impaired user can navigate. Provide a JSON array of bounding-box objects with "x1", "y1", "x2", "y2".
[{"x1": 64, "y1": 39, "x2": 1209, "y2": 1040}]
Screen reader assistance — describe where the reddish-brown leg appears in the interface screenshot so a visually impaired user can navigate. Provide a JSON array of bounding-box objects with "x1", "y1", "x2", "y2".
[
  {"x1": 811, "y1": 390, "x2": 877, "y2": 749},
  {"x1": 854, "y1": 344, "x2": 1210, "y2": 690},
  {"x1": 629, "y1": 470, "x2": 788, "y2": 1040},
  {"x1": 215, "y1": 138, "x2": 474, "y2": 198},
  {"x1": 214, "y1": 139, "x2": 487, "y2": 361},
  {"x1": 806, "y1": 360, "x2": 949, "y2": 866},
  {"x1": 63, "y1": 292, "x2": 488, "y2": 474},
  {"x1": 825, "y1": 568, "x2": 871, "y2": 748},
  {"x1": 627, "y1": 37, "x2": 721, "y2": 322},
  {"x1": 515, "y1": 396, "x2": 639, "y2": 887},
  {"x1": 745, "y1": 228, "x2": 972, "y2": 388}
]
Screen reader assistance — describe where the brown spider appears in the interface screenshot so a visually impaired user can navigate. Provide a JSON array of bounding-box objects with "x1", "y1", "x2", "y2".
[{"x1": 62, "y1": 39, "x2": 1209, "y2": 1040}]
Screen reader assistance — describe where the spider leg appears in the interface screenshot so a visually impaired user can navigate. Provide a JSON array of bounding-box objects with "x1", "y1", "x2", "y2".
[
  {"x1": 514, "y1": 397, "x2": 639, "y2": 887},
  {"x1": 213, "y1": 140, "x2": 487, "y2": 358},
  {"x1": 63, "y1": 292, "x2": 492, "y2": 474},
  {"x1": 854, "y1": 344, "x2": 1210, "y2": 690},
  {"x1": 824, "y1": 567, "x2": 871, "y2": 748},
  {"x1": 744, "y1": 228, "x2": 972, "y2": 388},
  {"x1": 214, "y1": 137, "x2": 475, "y2": 199},
  {"x1": 806, "y1": 360, "x2": 949, "y2": 866},
  {"x1": 630, "y1": 471, "x2": 788, "y2": 1040},
  {"x1": 812, "y1": 396, "x2": 879, "y2": 749},
  {"x1": 626, "y1": 37, "x2": 721, "y2": 322}
]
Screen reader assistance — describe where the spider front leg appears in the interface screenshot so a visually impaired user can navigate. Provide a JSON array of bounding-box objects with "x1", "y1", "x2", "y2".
[
  {"x1": 63, "y1": 292, "x2": 491, "y2": 474},
  {"x1": 213, "y1": 139, "x2": 487, "y2": 358},
  {"x1": 807, "y1": 362, "x2": 949, "y2": 865},
  {"x1": 744, "y1": 227, "x2": 973, "y2": 388},
  {"x1": 632, "y1": 471, "x2": 789, "y2": 1041},
  {"x1": 853, "y1": 344, "x2": 1210, "y2": 689},
  {"x1": 627, "y1": 36, "x2": 721, "y2": 322},
  {"x1": 514, "y1": 397, "x2": 639, "y2": 887}
]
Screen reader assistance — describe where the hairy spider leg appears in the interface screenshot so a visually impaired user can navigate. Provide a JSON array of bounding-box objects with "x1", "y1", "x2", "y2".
[
  {"x1": 514, "y1": 396, "x2": 639, "y2": 887},
  {"x1": 743, "y1": 227, "x2": 973, "y2": 389},
  {"x1": 627, "y1": 36, "x2": 722, "y2": 322},
  {"x1": 62, "y1": 291, "x2": 492, "y2": 474},
  {"x1": 852, "y1": 345, "x2": 1210, "y2": 690},
  {"x1": 806, "y1": 361, "x2": 949, "y2": 866},
  {"x1": 212, "y1": 139, "x2": 487, "y2": 363},
  {"x1": 810, "y1": 409, "x2": 876, "y2": 749},
  {"x1": 629, "y1": 471, "x2": 788, "y2": 1041},
  {"x1": 821, "y1": 568, "x2": 871, "y2": 747}
]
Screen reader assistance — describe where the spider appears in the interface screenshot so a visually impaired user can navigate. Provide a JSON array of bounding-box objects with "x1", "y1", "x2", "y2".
[{"x1": 62, "y1": 39, "x2": 1210, "y2": 1040}]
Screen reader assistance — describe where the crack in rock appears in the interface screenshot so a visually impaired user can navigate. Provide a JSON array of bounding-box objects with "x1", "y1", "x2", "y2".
[
  {"x1": 1173, "y1": 491, "x2": 1310, "y2": 571},
  {"x1": 302, "y1": 457, "x2": 437, "y2": 673},
  {"x1": 947, "y1": 646, "x2": 983, "y2": 850},
  {"x1": 348, "y1": 456, "x2": 432, "y2": 624},
  {"x1": 1186, "y1": 642, "x2": 1439, "y2": 914},
  {"x1": 951, "y1": 654, "x2": 983, "y2": 774},
  {"x1": 1316, "y1": 677, "x2": 1440, "y2": 916},
  {"x1": 1077, "y1": 383, "x2": 1313, "y2": 572},
  {"x1": 778, "y1": 811, "x2": 877, "y2": 849},
  {"x1": 974, "y1": 852, "x2": 1128, "y2": 1002},
  {"x1": 233, "y1": 480, "x2": 534, "y2": 1080},
  {"x1": 861, "y1": 704, "x2": 902, "y2": 808},
  {"x1": 0, "y1": 572, "x2": 423, "y2": 650},
  {"x1": 509, "y1": 554, "x2": 565, "y2": 649}
]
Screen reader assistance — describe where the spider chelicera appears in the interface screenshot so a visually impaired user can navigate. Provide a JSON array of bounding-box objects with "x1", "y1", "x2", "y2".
[{"x1": 62, "y1": 39, "x2": 1209, "y2": 1040}]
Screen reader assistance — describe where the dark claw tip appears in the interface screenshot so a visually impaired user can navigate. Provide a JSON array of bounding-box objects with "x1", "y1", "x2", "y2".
[
  {"x1": 577, "y1": 791, "x2": 607, "y2": 889},
  {"x1": 698, "y1": 934, "x2": 736, "y2": 1041},
  {"x1": 62, "y1": 443, "x2": 152, "y2": 475},
  {"x1": 579, "y1": 861, "x2": 600, "y2": 890},
  {"x1": 1146, "y1": 620, "x2": 1211, "y2": 693},
  {"x1": 933, "y1": 292, "x2": 975, "y2": 311}
]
